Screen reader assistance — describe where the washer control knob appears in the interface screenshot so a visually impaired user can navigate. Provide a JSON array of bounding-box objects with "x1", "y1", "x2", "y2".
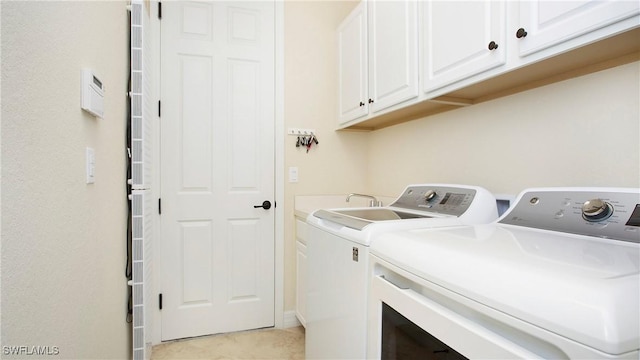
[
  {"x1": 424, "y1": 190, "x2": 436, "y2": 202},
  {"x1": 581, "y1": 199, "x2": 613, "y2": 222}
]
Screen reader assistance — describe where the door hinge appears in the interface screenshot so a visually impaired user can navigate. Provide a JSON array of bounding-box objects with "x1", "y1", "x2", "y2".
[
  {"x1": 158, "y1": 100, "x2": 161, "y2": 117},
  {"x1": 158, "y1": 2, "x2": 162, "y2": 19},
  {"x1": 159, "y1": 293, "x2": 163, "y2": 310},
  {"x1": 158, "y1": 198, "x2": 162, "y2": 215}
]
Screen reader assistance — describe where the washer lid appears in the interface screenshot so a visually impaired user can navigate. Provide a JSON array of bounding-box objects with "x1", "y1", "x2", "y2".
[
  {"x1": 313, "y1": 208, "x2": 432, "y2": 231},
  {"x1": 371, "y1": 224, "x2": 640, "y2": 355}
]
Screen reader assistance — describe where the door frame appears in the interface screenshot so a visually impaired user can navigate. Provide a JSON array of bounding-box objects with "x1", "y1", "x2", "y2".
[{"x1": 149, "y1": 0, "x2": 285, "y2": 344}]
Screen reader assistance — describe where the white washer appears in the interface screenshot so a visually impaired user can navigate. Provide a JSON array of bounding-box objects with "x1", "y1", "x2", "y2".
[
  {"x1": 368, "y1": 187, "x2": 640, "y2": 359},
  {"x1": 305, "y1": 184, "x2": 499, "y2": 359}
]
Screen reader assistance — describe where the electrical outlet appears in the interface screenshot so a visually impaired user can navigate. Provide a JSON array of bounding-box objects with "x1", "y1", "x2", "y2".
[
  {"x1": 86, "y1": 147, "x2": 95, "y2": 184},
  {"x1": 289, "y1": 167, "x2": 298, "y2": 183}
]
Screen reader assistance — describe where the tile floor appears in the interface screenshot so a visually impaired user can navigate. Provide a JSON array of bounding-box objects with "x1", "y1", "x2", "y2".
[{"x1": 151, "y1": 326, "x2": 305, "y2": 360}]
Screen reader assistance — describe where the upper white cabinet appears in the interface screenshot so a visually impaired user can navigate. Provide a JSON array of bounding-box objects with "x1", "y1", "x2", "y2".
[
  {"x1": 338, "y1": 0, "x2": 419, "y2": 125},
  {"x1": 368, "y1": 0, "x2": 419, "y2": 113},
  {"x1": 337, "y1": 0, "x2": 639, "y2": 131},
  {"x1": 423, "y1": 1, "x2": 506, "y2": 93},
  {"x1": 338, "y1": 2, "x2": 368, "y2": 124},
  {"x1": 517, "y1": 1, "x2": 640, "y2": 57}
]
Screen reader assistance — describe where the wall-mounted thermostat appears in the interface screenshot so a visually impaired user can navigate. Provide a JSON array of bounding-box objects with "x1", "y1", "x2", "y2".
[{"x1": 81, "y1": 68, "x2": 104, "y2": 118}]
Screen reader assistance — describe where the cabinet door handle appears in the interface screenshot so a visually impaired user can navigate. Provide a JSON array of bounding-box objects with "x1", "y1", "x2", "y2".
[
  {"x1": 368, "y1": 99, "x2": 374, "y2": 104},
  {"x1": 516, "y1": 28, "x2": 528, "y2": 39},
  {"x1": 488, "y1": 41, "x2": 498, "y2": 50},
  {"x1": 359, "y1": 101, "x2": 365, "y2": 107}
]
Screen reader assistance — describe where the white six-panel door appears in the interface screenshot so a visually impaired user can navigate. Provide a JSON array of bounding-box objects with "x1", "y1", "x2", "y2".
[{"x1": 160, "y1": 1, "x2": 275, "y2": 341}]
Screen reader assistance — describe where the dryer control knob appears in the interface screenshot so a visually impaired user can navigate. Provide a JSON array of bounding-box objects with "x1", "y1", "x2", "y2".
[
  {"x1": 581, "y1": 199, "x2": 613, "y2": 222},
  {"x1": 424, "y1": 190, "x2": 436, "y2": 202}
]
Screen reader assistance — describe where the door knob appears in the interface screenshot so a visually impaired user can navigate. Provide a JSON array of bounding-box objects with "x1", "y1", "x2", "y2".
[{"x1": 254, "y1": 200, "x2": 272, "y2": 210}]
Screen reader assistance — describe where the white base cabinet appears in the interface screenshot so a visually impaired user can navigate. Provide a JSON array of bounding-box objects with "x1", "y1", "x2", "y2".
[{"x1": 295, "y1": 218, "x2": 307, "y2": 327}]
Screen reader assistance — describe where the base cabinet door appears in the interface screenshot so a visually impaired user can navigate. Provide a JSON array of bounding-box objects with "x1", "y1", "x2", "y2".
[{"x1": 295, "y1": 219, "x2": 307, "y2": 326}]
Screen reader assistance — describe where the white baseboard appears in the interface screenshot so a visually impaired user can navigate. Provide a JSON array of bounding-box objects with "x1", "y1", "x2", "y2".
[{"x1": 283, "y1": 310, "x2": 302, "y2": 328}]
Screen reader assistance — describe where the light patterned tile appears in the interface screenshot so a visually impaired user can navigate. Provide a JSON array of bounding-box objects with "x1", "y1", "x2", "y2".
[{"x1": 151, "y1": 327, "x2": 305, "y2": 360}]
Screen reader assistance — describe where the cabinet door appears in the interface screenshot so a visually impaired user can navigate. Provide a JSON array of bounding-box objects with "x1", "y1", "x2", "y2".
[
  {"x1": 295, "y1": 240, "x2": 307, "y2": 327},
  {"x1": 423, "y1": 1, "x2": 506, "y2": 93},
  {"x1": 338, "y1": 2, "x2": 368, "y2": 124},
  {"x1": 368, "y1": 0, "x2": 419, "y2": 113},
  {"x1": 517, "y1": 0, "x2": 640, "y2": 57}
]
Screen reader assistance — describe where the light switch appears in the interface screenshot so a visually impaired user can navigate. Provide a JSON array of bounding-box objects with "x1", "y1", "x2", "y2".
[
  {"x1": 289, "y1": 167, "x2": 298, "y2": 183},
  {"x1": 86, "y1": 147, "x2": 95, "y2": 184}
]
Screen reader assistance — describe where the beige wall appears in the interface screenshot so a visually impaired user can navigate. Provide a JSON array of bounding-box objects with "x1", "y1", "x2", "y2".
[
  {"x1": 368, "y1": 61, "x2": 640, "y2": 197},
  {"x1": 1, "y1": 1, "x2": 130, "y2": 358},
  {"x1": 284, "y1": 0, "x2": 367, "y2": 311}
]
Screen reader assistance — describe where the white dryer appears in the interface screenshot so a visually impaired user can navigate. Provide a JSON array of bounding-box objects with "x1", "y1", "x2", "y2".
[
  {"x1": 305, "y1": 184, "x2": 499, "y2": 359},
  {"x1": 368, "y1": 187, "x2": 640, "y2": 359}
]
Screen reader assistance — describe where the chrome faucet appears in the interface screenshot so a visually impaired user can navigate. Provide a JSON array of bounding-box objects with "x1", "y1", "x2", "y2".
[{"x1": 346, "y1": 193, "x2": 383, "y2": 207}]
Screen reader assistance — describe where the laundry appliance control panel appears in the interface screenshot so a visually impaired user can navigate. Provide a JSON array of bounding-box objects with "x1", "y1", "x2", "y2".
[
  {"x1": 390, "y1": 185, "x2": 479, "y2": 217},
  {"x1": 499, "y1": 188, "x2": 640, "y2": 243}
]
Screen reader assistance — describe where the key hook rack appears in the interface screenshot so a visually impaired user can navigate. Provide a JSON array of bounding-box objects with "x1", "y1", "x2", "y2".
[{"x1": 288, "y1": 128, "x2": 319, "y2": 153}]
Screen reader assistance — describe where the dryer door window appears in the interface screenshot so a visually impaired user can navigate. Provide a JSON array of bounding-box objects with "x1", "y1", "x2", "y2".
[{"x1": 382, "y1": 303, "x2": 467, "y2": 360}]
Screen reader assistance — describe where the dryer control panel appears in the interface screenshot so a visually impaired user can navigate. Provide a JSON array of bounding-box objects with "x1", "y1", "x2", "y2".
[{"x1": 500, "y1": 188, "x2": 640, "y2": 243}]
